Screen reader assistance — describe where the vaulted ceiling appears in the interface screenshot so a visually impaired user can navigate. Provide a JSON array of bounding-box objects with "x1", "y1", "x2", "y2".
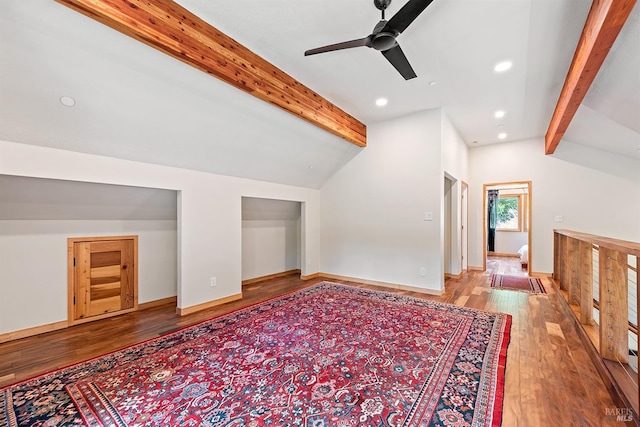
[{"x1": 1, "y1": 0, "x2": 638, "y2": 189}]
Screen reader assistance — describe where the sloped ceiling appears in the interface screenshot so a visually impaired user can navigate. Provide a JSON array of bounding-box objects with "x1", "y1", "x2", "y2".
[
  {"x1": 0, "y1": 175, "x2": 177, "y2": 220},
  {"x1": 242, "y1": 197, "x2": 301, "y2": 221},
  {"x1": 0, "y1": 1, "x2": 361, "y2": 189},
  {"x1": 0, "y1": 0, "x2": 638, "y2": 191},
  {"x1": 564, "y1": 9, "x2": 640, "y2": 157}
]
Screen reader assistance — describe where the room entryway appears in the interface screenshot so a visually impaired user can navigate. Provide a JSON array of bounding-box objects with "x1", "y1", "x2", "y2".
[
  {"x1": 443, "y1": 173, "x2": 466, "y2": 281},
  {"x1": 483, "y1": 181, "x2": 532, "y2": 274}
]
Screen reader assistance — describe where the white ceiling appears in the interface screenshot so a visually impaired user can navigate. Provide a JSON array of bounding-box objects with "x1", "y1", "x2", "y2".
[{"x1": 0, "y1": 0, "x2": 638, "y2": 190}]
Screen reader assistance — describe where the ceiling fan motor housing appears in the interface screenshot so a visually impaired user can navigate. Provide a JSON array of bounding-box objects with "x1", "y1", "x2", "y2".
[
  {"x1": 370, "y1": 19, "x2": 398, "y2": 51},
  {"x1": 371, "y1": 32, "x2": 397, "y2": 51},
  {"x1": 374, "y1": 0, "x2": 392, "y2": 11}
]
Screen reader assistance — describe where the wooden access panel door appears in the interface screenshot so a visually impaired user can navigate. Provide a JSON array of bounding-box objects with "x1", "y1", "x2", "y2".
[{"x1": 68, "y1": 236, "x2": 138, "y2": 325}]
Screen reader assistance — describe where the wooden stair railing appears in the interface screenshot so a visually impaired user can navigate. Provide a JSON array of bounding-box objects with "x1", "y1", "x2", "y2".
[{"x1": 554, "y1": 229, "x2": 640, "y2": 423}]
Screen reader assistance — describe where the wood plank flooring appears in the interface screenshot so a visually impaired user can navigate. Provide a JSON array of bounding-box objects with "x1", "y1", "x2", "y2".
[
  {"x1": 487, "y1": 255, "x2": 528, "y2": 277},
  {"x1": 0, "y1": 261, "x2": 628, "y2": 425}
]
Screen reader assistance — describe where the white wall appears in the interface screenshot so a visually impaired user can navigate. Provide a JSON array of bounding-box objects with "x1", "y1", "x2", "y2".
[
  {"x1": 441, "y1": 111, "x2": 469, "y2": 181},
  {"x1": 0, "y1": 220, "x2": 176, "y2": 334},
  {"x1": 0, "y1": 139, "x2": 321, "y2": 334},
  {"x1": 442, "y1": 112, "x2": 469, "y2": 276},
  {"x1": 495, "y1": 231, "x2": 527, "y2": 254},
  {"x1": 321, "y1": 109, "x2": 461, "y2": 292},
  {"x1": 469, "y1": 138, "x2": 640, "y2": 273},
  {"x1": 242, "y1": 219, "x2": 300, "y2": 280}
]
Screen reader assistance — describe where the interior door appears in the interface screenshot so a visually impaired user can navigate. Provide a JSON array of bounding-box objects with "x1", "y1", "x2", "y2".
[{"x1": 69, "y1": 236, "x2": 138, "y2": 324}]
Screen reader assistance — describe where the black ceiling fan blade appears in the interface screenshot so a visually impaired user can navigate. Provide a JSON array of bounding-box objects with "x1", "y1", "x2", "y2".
[
  {"x1": 304, "y1": 37, "x2": 371, "y2": 56},
  {"x1": 383, "y1": 0, "x2": 434, "y2": 35},
  {"x1": 381, "y1": 43, "x2": 417, "y2": 80}
]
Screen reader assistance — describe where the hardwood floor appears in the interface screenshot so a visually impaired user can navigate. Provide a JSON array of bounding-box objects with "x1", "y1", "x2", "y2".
[
  {"x1": 487, "y1": 255, "x2": 528, "y2": 277},
  {"x1": 0, "y1": 267, "x2": 627, "y2": 426}
]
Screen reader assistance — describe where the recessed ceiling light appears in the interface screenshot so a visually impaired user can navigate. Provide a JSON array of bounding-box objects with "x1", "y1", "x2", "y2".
[
  {"x1": 498, "y1": 133, "x2": 507, "y2": 140},
  {"x1": 375, "y1": 98, "x2": 388, "y2": 107},
  {"x1": 428, "y1": 81, "x2": 438, "y2": 86},
  {"x1": 497, "y1": 124, "x2": 505, "y2": 128},
  {"x1": 60, "y1": 96, "x2": 75, "y2": 107},
  {"x1": 308, "y1": 165, "x2": 314, "y2": 170},
  {"x1": 494, "y1": 61, "x2": 512, "y2": 72},
  {"x1": 494, "y1": 110, "x2": 505, "y2": 118}
]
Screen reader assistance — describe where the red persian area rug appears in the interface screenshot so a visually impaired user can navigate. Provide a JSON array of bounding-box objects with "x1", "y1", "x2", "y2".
[
  {"x1": 0, "y1": 282, "x2": 511, "y2": 426},
  {"x1": 490, "y1": 274, "x2": 547, "y2": 294}
]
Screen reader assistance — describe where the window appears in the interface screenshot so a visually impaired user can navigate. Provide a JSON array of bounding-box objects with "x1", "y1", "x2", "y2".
[{"x1": 496, "y1": 195, "x2": 521, "y2": 231}]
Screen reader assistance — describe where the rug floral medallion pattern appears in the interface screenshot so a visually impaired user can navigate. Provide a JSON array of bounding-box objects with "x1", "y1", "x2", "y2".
[{"x1": 0, "y1": 282, "x2": 511, "y2": 426}]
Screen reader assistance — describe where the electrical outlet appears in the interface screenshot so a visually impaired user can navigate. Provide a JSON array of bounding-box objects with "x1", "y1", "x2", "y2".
[
  {"x1": 419, "y1": 267, "x2": 426, "y2": 277},
  {"x1": 210, "y1": 276, "x2": 217, "y2": 287}
]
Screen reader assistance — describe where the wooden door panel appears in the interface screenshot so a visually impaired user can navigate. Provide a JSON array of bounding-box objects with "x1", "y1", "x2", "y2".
[
  {"x1": 120, "y1": 239, "x2": 135, "y2": 309},
  {"x1": 91, "y1": 264, "x2": 121, "y2": 280},
  {"x1": 91, "y1": 251, "x2": 121, "y2": 268},
  {"x1": 90, "y1": 240, "x2": 124, "y2": 253},
  {"x1": 91, "y1": 276, "x2": 121, "y2": 286},
  {"x1": 74, "y1": 242, "x2": 91, "y2": 320},
  {"x1": 89, "y1": 296, "x2": 122, "y2": 316},
  {"x1": 69, "y1": 236, "x2": 137, "y2": 324},
  {"x1": 90, "y1": 282, "x2": 122, "y2": 300}
]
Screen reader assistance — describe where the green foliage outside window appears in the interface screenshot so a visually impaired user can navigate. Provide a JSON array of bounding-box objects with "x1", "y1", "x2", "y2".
[{"x1": 497, "y1": 197, "x2": 519, "y2": 229}]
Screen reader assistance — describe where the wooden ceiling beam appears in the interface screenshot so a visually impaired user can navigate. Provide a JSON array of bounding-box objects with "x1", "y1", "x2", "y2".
[
  {"x1": 55, "y1": 0, "x2": 367, "y2": 147},
  {"x1": 545, "y1": 0, "x2": 636, "y2": 154}
]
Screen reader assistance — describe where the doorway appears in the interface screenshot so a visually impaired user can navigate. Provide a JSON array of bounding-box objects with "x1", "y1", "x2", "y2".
[
  {"x1": 443, "y1": 174, "x2": 465, "y2": 280},
  {"x1": 461, "y1": 181, "x2": 469, "y2": 272},
  {"x1": 482, "y1": 181, "x2": 532, "y2": 274},
  {"x1": 444, "y1": 176, "x2": 453, "y2": 278}
]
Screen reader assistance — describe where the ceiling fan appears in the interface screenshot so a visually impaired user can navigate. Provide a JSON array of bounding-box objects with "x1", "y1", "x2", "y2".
[{"x1": 304, "y1": 0, "x2": 434, "y2": 80}]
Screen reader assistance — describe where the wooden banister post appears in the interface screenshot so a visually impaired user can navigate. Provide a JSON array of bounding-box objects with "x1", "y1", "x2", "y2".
[
  {"x1": 554, "y1": 231, "x2": 560, "y2": 281},
  {"x1": 578, "y1": 240, "x2": 593, "y2": 325},
  {"x1": 568, "y1": 237, "x2": 581, "y2": 306},
  {"x1": 560, "y1": 234, "x2": 568, "y2": 291},
  {"x1": 599, "y1": 247, "x2": 629, "y2": 363}
]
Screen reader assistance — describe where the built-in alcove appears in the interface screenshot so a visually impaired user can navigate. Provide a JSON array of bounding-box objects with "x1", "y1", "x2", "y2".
[
  {"x1": 241, "y1": 197, "x2": 301, "y2": 283},
  {"x1": 0, "y1": 174, "x2": 178, "y2": 339}
]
